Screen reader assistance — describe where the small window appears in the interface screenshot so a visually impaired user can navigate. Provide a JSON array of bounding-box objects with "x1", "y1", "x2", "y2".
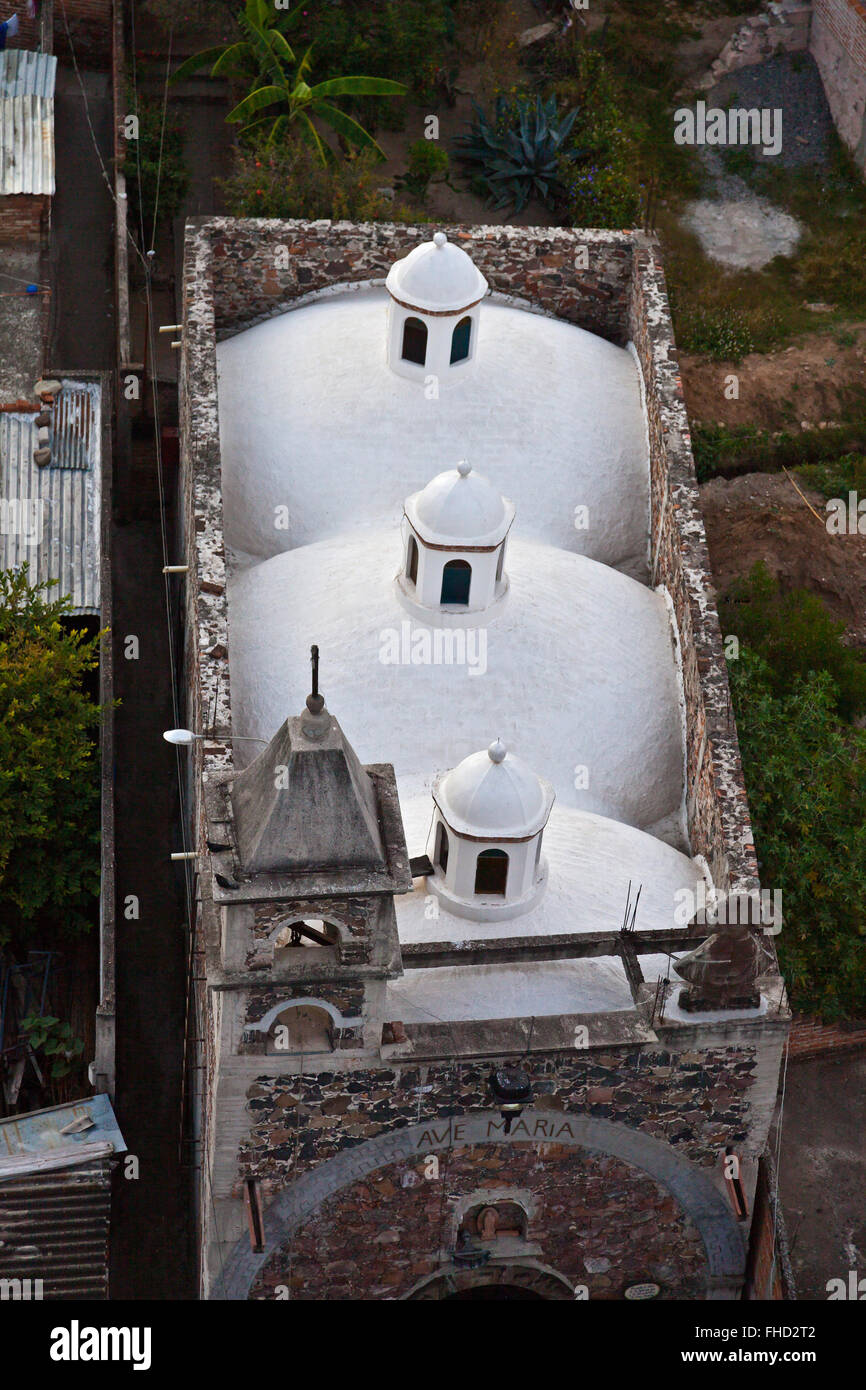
[
  {"x1": 436, "y1": 822, "x2": 449, "y2": 874},
  {"x1": 402, "y1": 316, "x2": 428, "y2": 366},
  {"x1": 450, "y1": 316, "x2": 472, "y2": 365},
  {"x1": 534, "y1": 835, "x2": 543, "y2": 869},
  {"x1": 440, "y1": 559, "x2": 471, "y2": 606},
  {"x1": 475, "y1": 848, "x2": 508, "y2": 896},
  {"x1": 406, "y1": 534, "x2": 419, "y2": 586},
  {"x1": 495, "y1": 542, "x2": 506, "y2": 584}
]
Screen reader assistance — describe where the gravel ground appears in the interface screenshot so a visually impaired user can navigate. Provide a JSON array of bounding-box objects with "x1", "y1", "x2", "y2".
[{"x1": 710, "y1": 50, "x2": 835, "y2": 171}]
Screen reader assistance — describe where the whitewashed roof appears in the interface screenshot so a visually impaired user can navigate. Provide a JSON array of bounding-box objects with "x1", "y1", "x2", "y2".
[
  {"x1": 385, "y1": 230, "x2": 488, "y2": 313},
  {"x1": 407, "y1": 460, "x2": 513, "y2": 548},
  {"x1": 0, "y1": 50, "x2": 56, "y2": 195},
  {"x1": 217, "y1": 289, "x2": 651, "y2": 579},
  {"x1": 226, "y1": 531, "x2": 685, "y2": 836},
  {"x1": 434, "y1": 741, "x2": 554, "y2": 839}
]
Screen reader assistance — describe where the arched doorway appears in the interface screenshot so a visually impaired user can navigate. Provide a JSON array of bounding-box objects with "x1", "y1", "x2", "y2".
[{"x1": 440, "y1": 559, "x2": 472, "y2": 605}]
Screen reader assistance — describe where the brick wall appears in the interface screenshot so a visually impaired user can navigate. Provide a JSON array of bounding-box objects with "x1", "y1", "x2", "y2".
[
  {"x1": 54, "y1": 0, "x2": 112, "y2": 64},
  {"x1": 811, "y1": 0, "x2": 866, "y2": 168},
  {"x1": 788, "y1": 1014, "x2": 866, "y2": 1057},
  {"x1": 745, "y1": 1150, "x2": 796, "y2": 1299},
  {"x1": 250, "y1": 1142, "x2": 707, "y2": 1301},
  {"x1": 0, "y1": 194, "x2": 47, "y2": 244}
]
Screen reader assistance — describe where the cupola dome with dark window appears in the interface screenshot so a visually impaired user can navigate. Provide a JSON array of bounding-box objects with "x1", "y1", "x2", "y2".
[
  {"x1": 426, "y1": 740, "x2": 555, "y2": 922},
  {"x1": 385, "y1": 232, "x2": 488, "y2": 385},
  {"x1": 398, "y1": 460, "x2": 514, "y2": 619}
]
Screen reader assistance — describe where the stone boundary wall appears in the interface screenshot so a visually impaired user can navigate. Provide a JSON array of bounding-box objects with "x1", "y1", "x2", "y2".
[
  {"x1": 180, "y1": 218, "x2": 757, "y2": 905},
  {"x1": 788, "y1": 1014, "x2": 866, "y2": 1057},
  {"x1": 626, "y1": 246, "x2": 760, "y2": 900},
  {"x1": 811, "y1": 0, "x2": 866, "y2": 168}
]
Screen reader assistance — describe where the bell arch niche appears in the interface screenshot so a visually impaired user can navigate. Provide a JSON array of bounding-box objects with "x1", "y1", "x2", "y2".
[{"x1": 241, "y1": 996, "x2": 364, "y2": 1057}]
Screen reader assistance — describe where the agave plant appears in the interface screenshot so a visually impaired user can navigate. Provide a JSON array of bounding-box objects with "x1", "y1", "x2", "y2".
[
  {"x1": 171, "y1": 0, "x2": 407, "y2": 164},
  {"x1": 454, "y1": 94, "x2": 580, "y2": 213}
]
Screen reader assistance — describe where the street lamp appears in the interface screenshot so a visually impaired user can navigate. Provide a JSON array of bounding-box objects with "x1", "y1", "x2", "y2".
[
  {"x1": 162, "y1": 729, "x2": 268, "y2": 746},
  {"x1": 488, "y1": 1066, "x2": 532, "y2": 1134}
]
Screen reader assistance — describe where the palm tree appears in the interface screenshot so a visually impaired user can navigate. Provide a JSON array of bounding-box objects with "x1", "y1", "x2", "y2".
[{"x1": 171, "y1": 0, "x2": 406, "y2": 163}]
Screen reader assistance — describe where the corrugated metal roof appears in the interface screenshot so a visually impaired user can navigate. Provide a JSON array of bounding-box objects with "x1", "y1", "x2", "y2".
[
  {"x1": 0, "y1": 50, "x2": 57, "y2": 100},
  {"x1": 0, "y1": 1096, "x2": 124, "y2": 1299},
  {"x1": 0, "y1": 378, "x2": 102, "y2": 615},
  {"x1": 0, "y1": 51, "x2": 56, "y2": 196},
  {"x1": 0, "y1": 1094, "x2": 125, "y2": 1170}
]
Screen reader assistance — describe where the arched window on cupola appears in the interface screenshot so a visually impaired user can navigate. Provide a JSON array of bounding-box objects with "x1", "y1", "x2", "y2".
[
  {"x1": 401, "y1": 316, "x2": 428, "y2": 366},
  {"x1": 450, "y1": 315, "x2": 472, "y2": 365},
  {"x1": 441, "y1": 558, "x2": 471, "y2": 605},
  {"x1": 475, "y1": 848, "x2": 508, "y2": 896},
  {"x1": 406, "y1": 534, "x2": 419, "y2": 586},
  {"x1": 436, "y1": 822, "x2": 449, "y2": 873}
]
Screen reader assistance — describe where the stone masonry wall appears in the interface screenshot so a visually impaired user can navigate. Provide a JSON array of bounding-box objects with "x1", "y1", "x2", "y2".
[
  {"x1": 249, "y1": 1143, "x2": 706, "y2": 1301},
  {"x1": 811, "y1": 0, "x2": 866, "y2": 167},
  {"x1": 627, "y1": 245, "x2": 760, "y2": 901},
  {"x1": 240, "y1": 1046, "x2": 761, "y2": 1190},
  {"x1": 205, "y1": 219, "x2": 635, "y2": 343}
]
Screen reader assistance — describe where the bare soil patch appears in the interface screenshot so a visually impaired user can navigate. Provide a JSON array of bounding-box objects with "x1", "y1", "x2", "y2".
[
  {"x1": 700, "y1": 471, "x2": 866, "y2": 647},
  {"x1": 681, "y1": 324, "x2": 866, "y2": 430}
]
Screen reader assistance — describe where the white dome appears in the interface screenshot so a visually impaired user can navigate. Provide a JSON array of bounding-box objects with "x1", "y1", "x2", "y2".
[
  {"x1": 386, "y1": 231, "x2": 488, "y2": 314},
  {"x1": 433, "y1": 741, "x2": 555, "y2": 839},
  {"x1": 406, "y1": 460, "x2": 514, "y2": 547}
]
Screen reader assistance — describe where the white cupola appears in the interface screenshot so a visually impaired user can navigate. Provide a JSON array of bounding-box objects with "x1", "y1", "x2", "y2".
[
  {"x1": 385, "y1": 231, "x2": 488, "y2": 385},
  {"x1": 398, "y1": 460, "x2": 514, "y2": 620},
  {"x1": 426, "y1": 740, "x2": 555, "y2": 922}
]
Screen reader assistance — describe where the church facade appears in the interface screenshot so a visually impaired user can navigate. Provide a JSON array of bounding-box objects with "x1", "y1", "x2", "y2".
[{"x1": 178, "y1": 219, "x2": 789, "y2": 1301}]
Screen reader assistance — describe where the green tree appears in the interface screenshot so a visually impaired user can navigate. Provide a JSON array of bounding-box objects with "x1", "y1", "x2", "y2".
[
  {"x1": 730, "y1": 650, "x2": 866, "y2": 1019},
  {"x1": 0, "y1": 568, "x2": 103, "y2": 946},
  {"x1": 171, "y1": 0, "x2": 407, "y2": 162},
  {"x1": 720, "y1": 562, "x2": 866, "y2": 722}
]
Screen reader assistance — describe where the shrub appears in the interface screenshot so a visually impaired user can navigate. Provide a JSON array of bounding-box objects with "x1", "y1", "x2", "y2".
[
  {"x1": 720, "y1": 562, "x2": 866, "y2": 722},
  {"x1": 553, "y1": 48, "x2": 642, "y2": 229},
  {"x1": 291, "y1": 0, "x2": 459, "y2": 128},
  {"x1": 0, "y1": 568, "x2": 103, "y2": 946},
  {"x1": 453, "y1": 93, "x2": 578, "y2": 214},
  {"x1": 399, "y1": 139, "x2": 450, "y2": 199},
  {"x1": 221, "y1": 136, "x2": 422, "y2": 221},
  {"x1": 729, "y1": 649, "x2": 866, "y2": 1020}
]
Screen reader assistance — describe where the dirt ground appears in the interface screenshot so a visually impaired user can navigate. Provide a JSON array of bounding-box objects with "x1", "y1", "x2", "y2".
[
  {"x1": 776, "y1": 1053, "x2": 866, "y2": 1301},
  {"x1": 700, "y1": 471, "x2": 866, "y2": 647},
  {"x1": 681, "y1": 324, "x2": 866, "y2": 430}
]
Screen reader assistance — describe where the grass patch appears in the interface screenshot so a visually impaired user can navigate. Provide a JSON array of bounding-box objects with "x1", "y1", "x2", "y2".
[{"x1": 692, "y1": 421, "x2": 866, "y2": 482}]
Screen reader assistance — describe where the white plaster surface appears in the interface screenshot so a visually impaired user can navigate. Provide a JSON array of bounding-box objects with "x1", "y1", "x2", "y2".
[
  {"x1": 396, "y1": 808, "x2": 705, "y2": 944},
  {"x1": 385, "y1": 957, "x2": 635, "y2": 1023},
  {"x1": 216, "y1": 289, "x2": 651, "y2": 578},
  {"x1": 227, "y1": 530, "x2": 687, "y2": 835}
]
